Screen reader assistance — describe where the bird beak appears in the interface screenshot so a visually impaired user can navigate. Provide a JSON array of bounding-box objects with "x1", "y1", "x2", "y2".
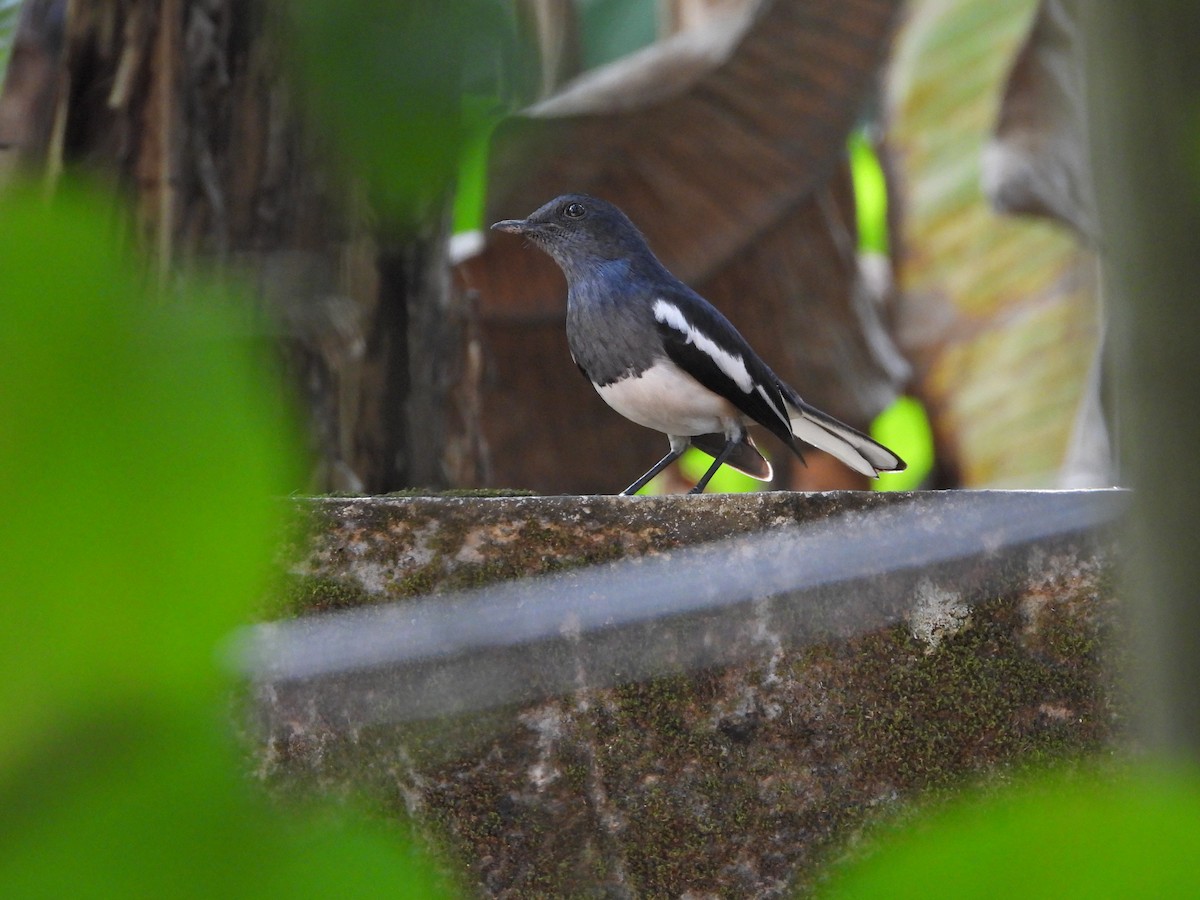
[{"x1": 490, "y1": 218, "x2": 528, "y2": 235}]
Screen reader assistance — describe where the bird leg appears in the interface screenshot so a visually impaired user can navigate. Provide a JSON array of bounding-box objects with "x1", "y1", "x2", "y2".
[
  {"x1": 689, "y1": 437, "x2": 739, "y2": 494},
  {"x1": 621, "y1": 448, "x2": 684, "y2": 496}
]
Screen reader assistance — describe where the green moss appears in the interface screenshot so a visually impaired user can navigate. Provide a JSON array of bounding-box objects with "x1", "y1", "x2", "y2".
[
  {"x1": 425, "y1": 515, "x2": 471, "y2": 560},
  {"x1": 566, "y1": 671, "x2": 748, "y2": 893},
  {"x1": 378, "y1": 487, "x2": 538, "y2": 498},
  {"x1": 420, "y1": 518, "x2": 632, "y2": 594},
  {"x1": 439, "y1": 487, "x2": 540, "y2": 498},
  {"x1": 1024, "y1": 583, "x2": 1108, "y2": 665},
  {"x1": 272, "y1": 496, "x2": 679, "y2": 620},
  {"x1": 261, "y1": 574, "x2": 373, "y2": 619},
  {"x1": 389, "y1": 564, "x2": 441, "y2": 599},
  {"x1": 839, "y1": 593, "x2": 1107, "y2": 793},
  {"x1": 439, "y1": 559, "x2": 521, "y2": 591}
]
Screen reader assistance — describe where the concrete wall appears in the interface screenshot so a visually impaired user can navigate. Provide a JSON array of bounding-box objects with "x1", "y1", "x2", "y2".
[{"x1": 244, "y1": 490, "x2": 1125, "y2": 896}]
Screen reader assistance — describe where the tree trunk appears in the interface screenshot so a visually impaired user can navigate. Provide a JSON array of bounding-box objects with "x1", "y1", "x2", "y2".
[{"x1": 0, "y1": 0, "x2": 462, "y2": 492}]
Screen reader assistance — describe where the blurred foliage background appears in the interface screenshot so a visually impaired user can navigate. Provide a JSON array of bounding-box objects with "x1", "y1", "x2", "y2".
[
  {"x1": 3, "y1": 0, "x2": 1194, "y2": 897},
  {"x1": 886, "y1": 0, "x2": 1100, "y2": 488},
  {"x1": 0, "y1": 0, "x2": 1104, "y2": 497}
]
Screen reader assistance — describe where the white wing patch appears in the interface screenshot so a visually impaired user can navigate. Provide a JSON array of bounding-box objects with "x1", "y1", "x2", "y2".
[{"x1": 653, "y1": 299, "x2": 753, "y2": 393}]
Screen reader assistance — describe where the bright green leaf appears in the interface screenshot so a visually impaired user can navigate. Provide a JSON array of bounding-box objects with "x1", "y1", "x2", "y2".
[
  {"x1": 823, "y1": 766, "x2": 1200, "y2": 899},
  {"x1": 285, "y1": 1, "x2": 522, "y2": 223},
  {"x1": 872, "y1": 395, "x2": 934, "y2": 491},
  {"x1": 0, "y1": 183, "x2": 448, "y2": 896}
]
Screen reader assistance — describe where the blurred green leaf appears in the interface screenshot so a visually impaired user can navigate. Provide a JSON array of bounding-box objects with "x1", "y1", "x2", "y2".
[
  {"x1": 452, "y1": 95, "x2": 505, "y2": 234},
  {"x1": 849, "y1": 130, "x2": 889, "y2": 255},
  {"x1": 0, "y1": 187, "x2": 290, "y2": 753},
  {"x1": 821, "y1": 766, "x2": 1200, "y2": 898},
  {"x1": 678, "y1": 446, "x2": 761, "y2": 494},
  {"x1": 285, "y1": 1, "x2": 522, "y2": 223},
  {"x1": 0, "y1": 184, "x2": 449, "y2": 896},
  {"x1": 871, "y1": 396, "x2": 934, "y2": 491}
]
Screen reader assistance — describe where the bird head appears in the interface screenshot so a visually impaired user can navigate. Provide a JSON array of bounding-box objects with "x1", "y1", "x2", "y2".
[{"x1": 491, "y1": 194, "x2": 653, "y2": 279}]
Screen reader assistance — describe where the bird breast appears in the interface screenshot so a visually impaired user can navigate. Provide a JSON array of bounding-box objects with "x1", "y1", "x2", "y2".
[{"x1": 595, "y1": 359, "x2": 741, "y2": 438}]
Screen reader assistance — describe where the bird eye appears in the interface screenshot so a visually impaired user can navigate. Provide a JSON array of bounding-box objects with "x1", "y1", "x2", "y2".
[{"x1": 563, "y1": 202, "x2": 586, "y2": 219}]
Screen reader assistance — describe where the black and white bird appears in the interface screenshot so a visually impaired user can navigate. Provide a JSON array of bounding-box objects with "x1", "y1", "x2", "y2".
[{"x1": 492, "y1": 194, "x2": 906, "y2": 494}]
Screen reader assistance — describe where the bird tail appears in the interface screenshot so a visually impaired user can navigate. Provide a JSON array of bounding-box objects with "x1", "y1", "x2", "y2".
[
  {"x1": 785, "y1": 399, "x2": 906, "y2": 478},
  {"x1": 691, "y1": 432, "x2": 773, "y2": 481}
]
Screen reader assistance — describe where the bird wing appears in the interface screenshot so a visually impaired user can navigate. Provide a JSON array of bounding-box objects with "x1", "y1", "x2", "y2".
[
  {"x1": 653, "y1": 286, "x2": 906, "y2": 478},
  {"x1": 651, "y1": 289, "x2": 797, "y2": 448}
]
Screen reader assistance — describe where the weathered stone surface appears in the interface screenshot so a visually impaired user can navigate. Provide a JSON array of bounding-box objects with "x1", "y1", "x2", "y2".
[{"x1": 248, "y1": 490, "x2": 1126, "y2": 897}]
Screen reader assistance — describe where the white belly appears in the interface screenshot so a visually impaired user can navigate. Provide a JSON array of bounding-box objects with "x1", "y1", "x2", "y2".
[{"x1": 595, "y1": 360, "x2": 741, "y2": 437}]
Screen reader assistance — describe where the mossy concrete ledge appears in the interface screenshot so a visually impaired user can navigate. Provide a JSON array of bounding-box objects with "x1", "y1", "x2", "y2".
[{"x1": 250, "y1": 490, "x2": 1126, "y2": 897}]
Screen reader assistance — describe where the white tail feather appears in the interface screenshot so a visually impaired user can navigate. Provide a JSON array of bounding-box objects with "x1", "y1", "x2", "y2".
[{"x1": 786, "y1": 403, "x2": 904, "y2": 478}]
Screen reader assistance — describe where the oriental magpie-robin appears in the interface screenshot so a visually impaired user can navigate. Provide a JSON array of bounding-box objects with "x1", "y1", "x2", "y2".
[{"x1": 492, "y1": 194, "x2": 906, "y2": 494}]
